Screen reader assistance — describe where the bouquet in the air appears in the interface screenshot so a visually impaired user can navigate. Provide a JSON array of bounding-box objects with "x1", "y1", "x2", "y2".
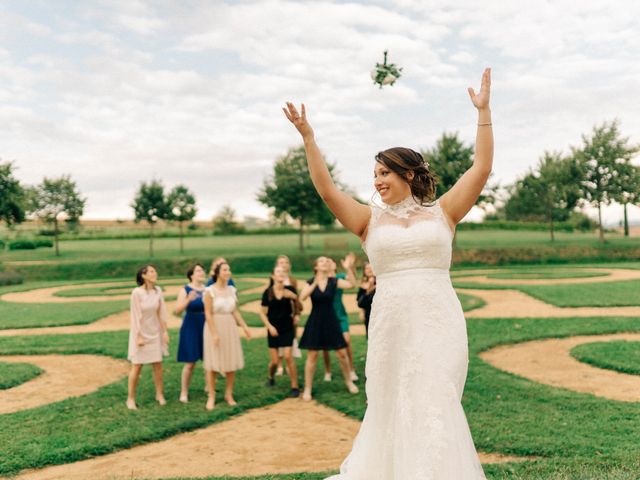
[{"x1": 371, "y1": 50, "x2": 403, "y2": 88}]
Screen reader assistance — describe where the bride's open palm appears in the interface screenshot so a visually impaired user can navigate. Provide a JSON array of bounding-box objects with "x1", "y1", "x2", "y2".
[
  {"x1": 467, "y1": 68, "x2": 491, "y2": 110},
  {"x1": 282, "y1": 102, "x2": 313, "y2": 139}
]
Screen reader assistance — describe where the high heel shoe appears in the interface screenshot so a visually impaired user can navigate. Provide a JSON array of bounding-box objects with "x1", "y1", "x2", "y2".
[
  {"x1": 126, "y1": 398, "x2": 137, "y2": 410},
  {"x1": 346, "y1": 382, "x2": 359, "y2": 394},
  {"x1": 206, "y1": 396, "x2": 215, "y2": 411},
  {"x1": 156, "y1": 395, "x2": 167, "y2": 406}
]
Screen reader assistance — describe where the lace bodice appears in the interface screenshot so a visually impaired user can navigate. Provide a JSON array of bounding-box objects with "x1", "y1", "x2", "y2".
[
  {"x1": 204, "y1": 285, "x2": 237, "y2": 314},
  {"x1": 362, "y1": 196, "x2": 453, "y2": 275}
]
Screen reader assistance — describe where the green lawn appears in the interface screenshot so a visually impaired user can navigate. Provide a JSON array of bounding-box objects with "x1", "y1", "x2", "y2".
[
  {"x1": 453, "y1": 278, "x2": 640, "y2": 308},
  {"x1": 0, "y1": 301, "x2": 130, "y2": 330},
  {"x1": 2, "y1": 316, "x2": 640, "y2": 477},
  {"x1": 2, "y1": 229, "x2": 638, "y2": 263},
  {"x1": 0, "y1": 360, "x2": 42, "y2": 389},
  {"x1": 571, "y1": 341, "x2": 640, "y2": 375},
  {"x1": 485, "y1": 269, "x2": 608, "y2": 280}
]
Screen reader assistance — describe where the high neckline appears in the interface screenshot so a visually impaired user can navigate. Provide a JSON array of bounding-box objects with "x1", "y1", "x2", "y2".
[{"x1": 384, "y1": 195, "x2": 418, "y2": 209}]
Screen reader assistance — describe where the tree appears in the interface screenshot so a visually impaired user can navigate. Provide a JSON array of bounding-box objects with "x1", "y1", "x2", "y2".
[
  {"x1": 257, "y1": 146, "x2": 345, "y2": 252},
  {"x1": 131, "y1": 180, "x2": 169, "y2": 257},
  {"x1": 29, "y1": 175, "x2": 86, "y2": 256},
  {"x1": 212, "y1": 205, "x2": 245, "y2": 235},
  {"x1": 422, "y1": 132, "x2": 496, "y2": 205},
  {"x1": 572, "y1": 120, "x2": 639, "y2": 242},
  {"x1": 614, "y1": 163, "x2": 640, "y2": 237},
  {"x1": 166, "y1": 185, "x2": 197, "y2": 253},
  {"x1": 504, "y1": 152, "x2": 581, "y2": 241},
  {"x1": 0, "y1": 161, "x2": 26, "y2": 231}
]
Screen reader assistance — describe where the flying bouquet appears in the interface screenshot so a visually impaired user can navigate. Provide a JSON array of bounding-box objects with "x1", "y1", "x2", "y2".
[{"x1": 371, "y1": 50, "x2": 403, "y2": 88}]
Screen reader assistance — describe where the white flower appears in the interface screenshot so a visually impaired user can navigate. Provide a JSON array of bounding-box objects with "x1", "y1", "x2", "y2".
[{"x1": 382, "y1": 74, "x2": 396, "y2": 85}]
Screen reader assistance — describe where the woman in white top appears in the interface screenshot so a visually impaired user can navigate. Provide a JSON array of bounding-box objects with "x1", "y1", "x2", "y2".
[
  {"x1": 126, "y1": 264, "x2": 170, "y2": 410},
  {"x1": 203, "y1": 261, "x2": 252, "y2": 410}
]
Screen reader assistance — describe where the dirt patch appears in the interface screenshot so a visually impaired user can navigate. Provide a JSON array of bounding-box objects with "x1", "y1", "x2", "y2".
[
  {"x1": 456, "y1": 268, "x2": 640, "y2": 286},
  {"x1": 0, "y1": 354, "x2": 129, "y2": 414},
  {"x1": 461, "y1": 288, "x2": 640, "y2": 318},
  {"x1": 480, "y1": 333, "x2": 640, "y2": 402},
  {"x1": 15, "y1": 398, "x2": 528, "y2": 480}
]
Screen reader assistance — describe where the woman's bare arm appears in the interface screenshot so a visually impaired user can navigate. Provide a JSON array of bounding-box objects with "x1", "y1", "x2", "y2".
[
  {"x1": 440, "y1": 68, "x2": 494, "y2": 225},
  {"x1": 283, "y1": 103, "x2": 371, "y2": 237}
]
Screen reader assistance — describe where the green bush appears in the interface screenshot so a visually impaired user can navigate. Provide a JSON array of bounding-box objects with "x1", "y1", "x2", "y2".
[
  {"x1": 33, "y1": 239, "x2": 53, "y2": 248},
  {"x1": 8, "y1": 240, "x2": 36, "y2": 250},
  {"x1": 458, "y1": 220, "x2": 575, "y2": 232},
  {"x1": 0, "y1": 271, "x2": 23, "y2": 286},
  {"x1": 0, "y1": 239, "x2": 4, "y2": 250}
]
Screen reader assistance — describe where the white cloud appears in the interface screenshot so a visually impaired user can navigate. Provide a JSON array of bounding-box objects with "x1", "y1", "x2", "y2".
[{"x1": 0, "y1": 0, "x2": 638, "y2": 226}]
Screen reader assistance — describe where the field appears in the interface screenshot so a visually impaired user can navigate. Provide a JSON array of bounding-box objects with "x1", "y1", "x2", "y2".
[{"x1": 1, "y1": 229, "x2": 640, "y2": 479}]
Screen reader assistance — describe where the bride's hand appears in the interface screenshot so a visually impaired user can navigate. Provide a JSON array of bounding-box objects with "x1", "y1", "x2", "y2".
[
  {"x1": 283, "y1": 102, "x2": 314, "y2": 139},
  {"x1": 467, "y1": 68, "x2": 491, "y2": 110}
]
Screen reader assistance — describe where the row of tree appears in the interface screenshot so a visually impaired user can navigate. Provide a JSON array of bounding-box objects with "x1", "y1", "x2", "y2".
[
  {"x1": 1, "y1": 119, "x2": 638, "y2": 256},
  {"x1": 499, "y1": 120, "x2": 639, "y2": 241}
]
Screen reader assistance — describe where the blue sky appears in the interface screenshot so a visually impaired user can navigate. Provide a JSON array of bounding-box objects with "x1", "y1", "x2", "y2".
[{"x1": 1, "y1": 0, "x2": 639, "y2": 225}]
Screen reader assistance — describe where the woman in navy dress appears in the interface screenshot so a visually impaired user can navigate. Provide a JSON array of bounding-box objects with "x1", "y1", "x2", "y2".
[
  {"x1": 176, "y1": 263, "x2": 207, "y2": 403},
  {"x1": 299, "y1": 256, "x2": 358, "y2": 401}
]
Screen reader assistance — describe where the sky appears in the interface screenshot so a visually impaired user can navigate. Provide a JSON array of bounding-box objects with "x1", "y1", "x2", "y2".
[{"x1": 1, "y1": 0, "x2": 639, "y2": 225}]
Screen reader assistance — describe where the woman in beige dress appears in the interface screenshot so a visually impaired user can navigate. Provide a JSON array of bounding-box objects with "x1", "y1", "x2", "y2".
[
  {"x1": 203, "y1": 261, "x2": 252, "y2": 410},
  {"x1": 126, "y1": 264, "x2": 170, "y2": 410}
]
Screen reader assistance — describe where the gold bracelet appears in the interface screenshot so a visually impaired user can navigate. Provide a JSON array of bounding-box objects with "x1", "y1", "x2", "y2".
[{"x1": 478, "y1": 122, "x2": 492, "y2": 126}]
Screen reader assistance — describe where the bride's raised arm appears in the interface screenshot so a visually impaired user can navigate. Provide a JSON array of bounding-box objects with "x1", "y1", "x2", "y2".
[
  {"x1": 440, "y1": 68, "x2": 494, "y2": 225},
  {"x1": 283, "y1": 102, "x2": 371, "y2": 238}
]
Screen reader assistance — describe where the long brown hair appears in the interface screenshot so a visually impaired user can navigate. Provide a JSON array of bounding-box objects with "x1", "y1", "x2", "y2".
[{"x1": 375, "y1": 147, "x2": 437, "y2": 204}]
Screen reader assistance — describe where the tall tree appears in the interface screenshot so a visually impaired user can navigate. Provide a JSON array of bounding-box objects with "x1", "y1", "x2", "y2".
[
  {"x1": 0, "y1": 161, "x2": 26, "y2": 231},
  {"x1": 257, "y1": 146, "x2": 345, "y2": 252},
  {"x1": 166, "y1": 185, "x2": 197, "y2": 253},
  {"x1": 614, "y1": 163, "x2": 640, "y2": 237},
  {"x1": 29, "y1": 175, "x2": 86, "y2": 256},
  {"x1": 504, "y1": 152, "x2": 582, "y2": 240},
  {"x1": 572, "y1": 120, "x2": 639, "y2": 242},
  {"x1": 131, "y1": 180, "x2": 168, "y2": 257}
]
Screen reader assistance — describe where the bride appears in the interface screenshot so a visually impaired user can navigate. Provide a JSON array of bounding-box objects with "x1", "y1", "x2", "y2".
[{"x1": 283, "y1": 68, "x2": 492, "y2": 479}]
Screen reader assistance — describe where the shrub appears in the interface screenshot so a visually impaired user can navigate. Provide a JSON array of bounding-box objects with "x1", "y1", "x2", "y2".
[
  {"x1": 34, "y1": 239, "x2": 53, "y2": 248},
  {"x1": 8, "y1": 240, "x2": 36, "y2": 250},
  {"x1": 0, "y1": 271, "x2": 23, "y2": 286},
  {"x1": 0, "y1": 239, "x2": 5, "y2": 250}
]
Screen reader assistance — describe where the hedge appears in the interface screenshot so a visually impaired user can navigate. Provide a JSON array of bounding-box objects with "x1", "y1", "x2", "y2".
[
  {"x1": 8, "y1": 239, "x2": 53, "y2": 250},
  {"x1": 0, "y1": 271, "x2": 23, "y2": 286}
]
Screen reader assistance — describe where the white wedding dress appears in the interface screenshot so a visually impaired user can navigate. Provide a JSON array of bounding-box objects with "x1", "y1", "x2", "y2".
[{"x1": 327, "y1": 196, "x2": 486, "y2": 480}]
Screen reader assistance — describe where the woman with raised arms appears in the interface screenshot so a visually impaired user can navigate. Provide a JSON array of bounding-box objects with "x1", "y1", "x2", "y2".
[{"x1": 282, "y1": 68, "x2": 493, "y2": 479}]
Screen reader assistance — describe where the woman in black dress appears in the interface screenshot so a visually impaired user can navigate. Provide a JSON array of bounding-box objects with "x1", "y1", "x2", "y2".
[
  {"x1": 260, "y1": 265, "x2": 300, "y2": 397},
  {"x1": 357, "y1": 262, "x2": 376, "y2": 338},
  {"x1": 299, "y1": 256, "x2": 358, "y2": 401}
]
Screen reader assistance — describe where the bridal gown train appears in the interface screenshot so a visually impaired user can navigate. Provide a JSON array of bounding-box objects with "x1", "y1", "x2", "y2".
[{"x1": 327, "y1": 196, "x2": 486, "y2": 480}]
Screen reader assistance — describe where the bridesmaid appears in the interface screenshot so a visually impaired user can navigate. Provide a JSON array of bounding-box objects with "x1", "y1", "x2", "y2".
[
  {"x1": 207, "y1": 257, "x2": 236, "y2": 287},
  {"x1": 357, "y1": 263, "x2": 376, "y2": 338},
  {"x1": 203, "y1": 261, "x2": 252, "y2": 410},
  {"x1": 272, "y1": 254, "x2": 300, "y2": 376},
  {"x1": 260, "y1": 265, "x2": 300, "y2": 397},
  {"x1": 126, "y1": 264, "x2": 170, "y2": 410},
  {"x1": 299, "y1": 256, "x2": 358, "y2": 401},
  {"x1": 322, "y1": 255, "x2": 358, "y2": 382},
  {"x1": 175, "y1": 263, "x2": 207, "y2": 403}
]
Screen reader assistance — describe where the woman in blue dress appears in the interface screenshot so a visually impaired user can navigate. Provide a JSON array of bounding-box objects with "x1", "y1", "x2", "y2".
[{"x1": 176, "y1": 263, "x2": 207, "y2": 403}]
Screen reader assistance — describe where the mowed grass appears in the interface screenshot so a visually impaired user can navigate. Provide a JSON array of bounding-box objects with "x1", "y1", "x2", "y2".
[
  {"x1": 571, "y1": 341, "x2": 640, "y2": 375},
  {"x1": 2, "y1": 228, "x2": 638, "y2": 262},
  {"x1": 0, "y1": 301, "x2": 130, "y2": 329},
  {"x1": 0, "y1": 361, "x2": 42, "y2": 389},
  {"x1": 453, "y1": 278, "x2": 640, "y2": 308},
  {"x1": 486, "y1": 269, "x2": 609, "y2": 280},
  {"x1": 3, "y1": 316, "x2": 640, "y2": 477}
]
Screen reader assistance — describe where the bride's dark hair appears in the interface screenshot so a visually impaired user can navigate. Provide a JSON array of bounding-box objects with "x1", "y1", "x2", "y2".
[{"x1": 375, "y1": 147, "x2": 437, "y2": 204}]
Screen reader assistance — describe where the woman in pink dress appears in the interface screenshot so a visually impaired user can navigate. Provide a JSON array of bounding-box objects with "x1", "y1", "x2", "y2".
[{"x1": 126, "y1": 264, "x2": 170, "y2": 410}]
